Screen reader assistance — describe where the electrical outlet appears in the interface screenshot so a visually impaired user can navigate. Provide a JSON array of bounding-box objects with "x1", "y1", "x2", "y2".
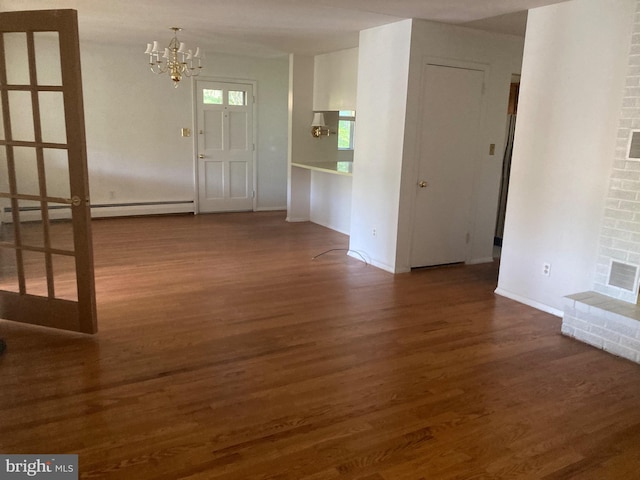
[
  {"x1": 372, "y1": 228, "x2": 377, "y2": 237},
  {"x1": 542, "y1": 262, "x2": 551, "y2": 276}
]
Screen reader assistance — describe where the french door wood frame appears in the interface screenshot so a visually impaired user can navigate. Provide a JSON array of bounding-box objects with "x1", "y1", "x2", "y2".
[{"x1": 0, "y1": 10, "x2": 97, "y2": 333}]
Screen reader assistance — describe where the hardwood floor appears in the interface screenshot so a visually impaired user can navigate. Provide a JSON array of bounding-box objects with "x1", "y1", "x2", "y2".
[{"x1": 1, "y1": 212, "x2": 639, "y2": 479}]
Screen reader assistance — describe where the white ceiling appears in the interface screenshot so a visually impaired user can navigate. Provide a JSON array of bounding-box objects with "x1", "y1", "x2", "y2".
[{"x1": 0, "y1": 0, "x2": 569, "y2": 57}]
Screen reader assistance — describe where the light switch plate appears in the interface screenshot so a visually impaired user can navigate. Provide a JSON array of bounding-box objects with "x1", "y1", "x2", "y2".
[{"x1": 181, "y1": 128, "x2": 191, "y2": 137}]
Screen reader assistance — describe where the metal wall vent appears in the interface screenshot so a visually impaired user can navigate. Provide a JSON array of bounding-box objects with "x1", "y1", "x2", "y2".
[
  {"x1": 608, "y1": 261, "x2": 638, "y2": 291},
  {"x1": 627, "y1": 130, "x2": 640, "y2": 159}
]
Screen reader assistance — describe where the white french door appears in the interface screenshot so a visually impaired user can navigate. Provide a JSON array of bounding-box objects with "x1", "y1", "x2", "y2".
[{"x1": 196, "y1": 80, "x2": 254, "y2": 213}]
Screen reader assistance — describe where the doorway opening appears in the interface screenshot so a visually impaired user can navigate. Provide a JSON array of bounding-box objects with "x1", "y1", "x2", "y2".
[{"x1": 494, "y1": 75, "x2": 520, "y2": 260}]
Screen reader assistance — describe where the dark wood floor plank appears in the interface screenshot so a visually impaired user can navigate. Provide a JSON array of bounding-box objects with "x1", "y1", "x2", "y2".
[{"x1": 1, "y1": 212, "x2": 639, "y2": 479}]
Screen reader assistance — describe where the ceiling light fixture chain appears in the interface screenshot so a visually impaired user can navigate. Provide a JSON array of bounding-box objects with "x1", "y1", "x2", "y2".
[{"x1": 145, "y1": 27, "x2": 204, "y2": 87}]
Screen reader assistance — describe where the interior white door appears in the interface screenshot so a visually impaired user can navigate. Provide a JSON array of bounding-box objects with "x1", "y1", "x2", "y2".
[
  {"x1": 196, "y1": 80, "x2": 254, "y2": 212},
  {"x1": 410, "y1": 64, "x2": 485, "y2": 268}
]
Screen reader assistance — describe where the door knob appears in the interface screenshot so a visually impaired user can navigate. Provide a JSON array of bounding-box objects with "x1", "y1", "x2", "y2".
[
  {"x1": 198, "y1": 154, "x2": 205, "y2": 159},
  {"x1": 418, "y1": 180, "x2": 428, "y2": 188}
]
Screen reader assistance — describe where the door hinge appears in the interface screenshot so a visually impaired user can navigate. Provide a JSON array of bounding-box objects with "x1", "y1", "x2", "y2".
[
  {"x1": 252, "y1": 190, "x2": 256, "y2": 198},
  {"x1": 253, "y1": 143, "x2": 255, "y2": 151}
]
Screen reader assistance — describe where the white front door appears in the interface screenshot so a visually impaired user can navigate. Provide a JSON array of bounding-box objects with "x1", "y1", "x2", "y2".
[
  {"x1": 196, "y1": 80, "x2": 254, "y2": 212},
  {"x1": 410, "y1": 63, "x2": 485, "y2": 268}
]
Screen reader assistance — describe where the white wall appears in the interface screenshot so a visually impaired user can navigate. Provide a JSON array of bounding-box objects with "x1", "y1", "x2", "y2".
[
  {"x1": 287, "y1": 54, "x2": 317, "y2": 222},
  {"x1": 203, "y1": 53, "x2": 289, "y2": 210},
  {"x1": 310, "y1": 172, "x2": 352, "y2": 235},
  {"x1": 81, "y1": 42, "x2": 193, "y2": 208},
  {"x1": 349, "y1": 20, "x2": 413, "y2": 272},
  {"x1": 11, "y1": 39, "x2": 289, "y2": 216},
  {"x1": 396, "y1": 20, "x2": 524, "y2": 271},
  {"x1": 313, "y1": 47, "x2": 358, "y2": 111},
  {"x1": 82, "y1": 42, "x2": 289, "y2": 212},
  {"x1": 496, "y1": 0, "x2": 635, "y2": 315}
]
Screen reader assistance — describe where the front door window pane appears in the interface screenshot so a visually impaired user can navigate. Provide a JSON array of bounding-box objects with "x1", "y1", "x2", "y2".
[
  {"x1": 203, "y1": 89, "x2": 223, "y2": 104},
  {"x1": 228, "y1": 90, "x2": 246, "y2": 106}
]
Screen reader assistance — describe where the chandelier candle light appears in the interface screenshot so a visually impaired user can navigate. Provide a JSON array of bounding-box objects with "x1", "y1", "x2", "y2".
[{"x1": 145, "y1": 27, "x2": 203, "y2": 87}]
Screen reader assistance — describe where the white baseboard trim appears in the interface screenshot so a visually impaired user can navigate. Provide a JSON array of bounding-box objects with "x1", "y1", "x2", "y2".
[
  {"x1": 4, "y1": 207, "x2": 73, "y2": 222},
  {"x1": 256, "y1": 206, "x2": 287, "y2": 212},
  {"x1": 347, "y1": 251, "x2": 398, "y2": 273},
  {"x1": 309, "y1": 218, "x2": 350, "y2": 236},
  {"x1": 91, "y1": 202, "x2": 194, "y2": 218},
  {"x1": 286, "y1": 216, "x2": 310, "y2": 223},
  {"x1": 467, "y1": 256, "x2": 495, "y2": 265},
  {"x1": 494, "y1": 287, "x2": 563, "y2": 318},
  {"x1": 2, "y1": 201, "x2": 195, "y2": 222}
]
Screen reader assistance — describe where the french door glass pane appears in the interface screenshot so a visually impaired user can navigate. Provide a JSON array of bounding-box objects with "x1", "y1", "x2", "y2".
[
  {"x1": 8, "y1": 91, "x2": 35, "y2": 141},
  {"x1": 13, "y1": 146, "x2": 39, "y2": 196},
  {"x1": 49, "y1": 215, "x2": 74, "y2": 252},
  {"x1": 52, "y1": 253, "x2": 77, "y2": 301},
  {"x1": 0, "y1": 147, "x2": 8, "y2": 193},
  {"x1": 34, "y1": 32, "x2": 62, "y2": 86},
  {"x1": 44, "y1": 148, "x2": 70, "y2": 199},
  {"x1": 18, "y1": 203, "x2": 45, "y2": 249},
  {"x1": 0, "y1": 97, "x2": 4, "y2": 141},
  {"x1": 39, "y1": 92, "x2": 67, "y2": 144},
  {"x1": 22, "y1": 250, "x2": 47, "y2": 297},
  {"x1": 0, "y1": 212, "x2": 13, "y2": 244},
  {"x1": 0, "y1": 246, "x2": 18, "y2": 293},
  {"x1": 0, "y1": 197, "x2": 11, "y2": 228},
  {"x1": 3, "y1": 32, "x2": 30, "y2": 85}
]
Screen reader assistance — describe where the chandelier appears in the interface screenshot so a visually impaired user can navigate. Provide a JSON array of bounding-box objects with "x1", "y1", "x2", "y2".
[{"x1": 144, "y1": 27, "x2": 203, "y2": 87}]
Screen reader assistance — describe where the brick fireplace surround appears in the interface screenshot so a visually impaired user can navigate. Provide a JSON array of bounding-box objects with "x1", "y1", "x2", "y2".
[
  {"x1": 561, "y1": 0, "x2": 640, "y2": 364},
  {"x1": 563, "y1": 292, "x2": 640, "y2": 363}
]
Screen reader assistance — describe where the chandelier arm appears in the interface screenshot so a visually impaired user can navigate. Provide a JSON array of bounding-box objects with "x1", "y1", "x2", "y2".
[{"x1": 150, "y1": 62, "x2": 168, "y2": 75}]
